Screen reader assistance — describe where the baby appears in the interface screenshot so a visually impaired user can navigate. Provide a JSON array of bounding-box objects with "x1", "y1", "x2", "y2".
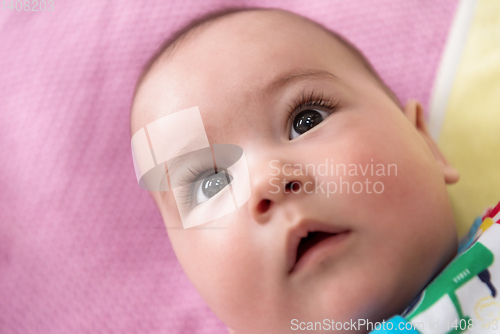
[{"x1": 130, "y1": 7, "x2": 463, "y2": 334}]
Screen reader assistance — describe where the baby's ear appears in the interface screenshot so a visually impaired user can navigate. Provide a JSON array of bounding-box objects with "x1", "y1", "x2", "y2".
[{"x1": 403, "y1": 99, "x2": 460, "y2": 184}]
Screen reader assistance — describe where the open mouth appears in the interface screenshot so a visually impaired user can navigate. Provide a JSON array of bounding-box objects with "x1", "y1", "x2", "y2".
[
  {"x1": 290, "y1": 230, "x2": 350, "y2": 274},
  {"x1": 296, "y1": 231, "x2": 338, "y2": 262}
]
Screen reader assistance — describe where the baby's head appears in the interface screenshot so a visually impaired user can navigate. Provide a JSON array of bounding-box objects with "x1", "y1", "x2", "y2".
[{"x1": 130, "y1": 8, "x2": 460, "y2": 333}]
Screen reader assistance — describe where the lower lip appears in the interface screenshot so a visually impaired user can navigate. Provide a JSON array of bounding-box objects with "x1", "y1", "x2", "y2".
[{"x1": 291, "y1": 231, "x2": 351, "y2": 274}]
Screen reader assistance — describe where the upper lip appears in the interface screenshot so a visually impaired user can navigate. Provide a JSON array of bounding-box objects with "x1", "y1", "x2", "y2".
[{"x1": 286, "y1": 219, "x2": 350, "y2": 274}]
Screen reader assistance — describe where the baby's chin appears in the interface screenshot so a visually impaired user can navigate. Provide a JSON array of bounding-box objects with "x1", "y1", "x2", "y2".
[{"x1": 298, "y1": 251, "x2": 433, "y2": 326}]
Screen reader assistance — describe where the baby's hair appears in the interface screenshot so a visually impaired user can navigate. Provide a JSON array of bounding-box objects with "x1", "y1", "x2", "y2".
[{"x1": 133, "y1": 6, "x2": 401, "y2": 112}]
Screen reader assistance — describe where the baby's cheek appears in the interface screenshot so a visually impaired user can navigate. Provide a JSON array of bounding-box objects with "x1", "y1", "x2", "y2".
[{"x1": 169, "y1": 217, "x2": 263, "y2": 321}]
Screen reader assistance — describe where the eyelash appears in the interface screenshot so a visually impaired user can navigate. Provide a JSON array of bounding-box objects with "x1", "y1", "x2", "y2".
[
  {"x1": 174, "y1": 159, "x2": 220, "y2": 208},
  {"x1": 286, "y1": 89, "x2": 338, "y2": 132}
]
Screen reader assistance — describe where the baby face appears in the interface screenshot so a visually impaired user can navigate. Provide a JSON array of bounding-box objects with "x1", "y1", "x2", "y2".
[{"x1": 131, "y1": 10, "x2": 458, "y2": 334}]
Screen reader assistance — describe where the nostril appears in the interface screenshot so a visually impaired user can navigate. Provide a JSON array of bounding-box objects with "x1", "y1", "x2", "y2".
[
  {"x1": 285, "y1": 181, "x2": 301, "y2": 192},
  {"x1": 257, "y1": 199, "x2": 271, "y2": 213}
]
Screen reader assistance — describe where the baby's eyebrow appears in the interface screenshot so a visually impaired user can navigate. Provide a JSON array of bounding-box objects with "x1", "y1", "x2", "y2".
[{"x1": 263, "y1": 69, "x2": 340, "y2": 96}]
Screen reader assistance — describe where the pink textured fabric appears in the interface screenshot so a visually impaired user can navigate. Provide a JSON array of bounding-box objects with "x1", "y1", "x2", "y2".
[{"x1": 0, "y1": 1, "x2": 457, "y2": 333}]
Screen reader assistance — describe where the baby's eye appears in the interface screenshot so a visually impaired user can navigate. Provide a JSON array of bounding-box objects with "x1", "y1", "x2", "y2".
[
  {"x1": 195, "y1": 172, "x2": 233, "y2": 205},
  {"x1": 289, "y1": 109, "x2": 331, "y2": 139}
]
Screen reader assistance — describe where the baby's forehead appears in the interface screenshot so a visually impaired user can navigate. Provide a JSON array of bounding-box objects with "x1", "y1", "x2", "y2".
[
  {"x1": 168, "y1": 9, "x2": 339, "y2": 59},
  {"x1": 145, "y1": 9, "x2": 352, "y2": 85},
  {"x1": 130, "y1": 9, "x2": 393, "y2": 138}
]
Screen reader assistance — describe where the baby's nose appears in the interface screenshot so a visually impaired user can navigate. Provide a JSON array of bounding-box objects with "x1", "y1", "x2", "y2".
[{"x1": 247, "y1": 160, "x2": 314, "y2": 225}]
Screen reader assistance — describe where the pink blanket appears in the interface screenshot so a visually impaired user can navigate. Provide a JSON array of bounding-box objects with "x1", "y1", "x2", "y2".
[{"x1": 0, "y1": 0, "x2": 458, "y2": 333}]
